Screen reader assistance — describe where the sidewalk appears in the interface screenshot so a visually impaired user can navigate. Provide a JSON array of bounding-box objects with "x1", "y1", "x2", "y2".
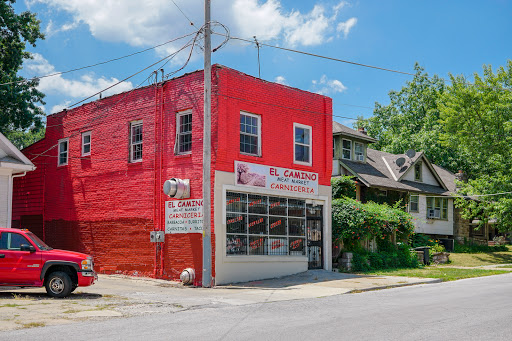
[{"x1": 0, "y1": 270, "x2": 439, "y2": 331}]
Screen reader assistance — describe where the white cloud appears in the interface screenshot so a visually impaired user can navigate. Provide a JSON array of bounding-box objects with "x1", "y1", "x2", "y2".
[
  {"x1": 29, "y1": 0, "x2": 357, "y2": 50},
  {"x1": 51, "y1": 102, "x2": 71, "y2": 114},
  {"x1": 312, "y1": 75, "x2": 347, "y2": 95},
  {"x1": 274, "y1": 76, "x2": 287, "y2": 85},
  {"x1": 337, "y1": 17, "x2": 357, "y2": 38},
  {"x1": 25, "y1": 53, "x2": 133, "y2": 99},
  {"x1": 45, "y1": 19, "x2": 80, "y2": 37}
]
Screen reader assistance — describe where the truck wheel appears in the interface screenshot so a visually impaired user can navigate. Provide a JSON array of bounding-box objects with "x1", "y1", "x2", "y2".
[{"x1": 45, "y1": 271, "x2": 73, "y2": 298}]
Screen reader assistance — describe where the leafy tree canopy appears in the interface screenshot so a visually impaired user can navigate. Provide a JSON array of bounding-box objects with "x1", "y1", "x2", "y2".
[{"x1": 0, "y1": 0, "x2": 46, "y2": 148}]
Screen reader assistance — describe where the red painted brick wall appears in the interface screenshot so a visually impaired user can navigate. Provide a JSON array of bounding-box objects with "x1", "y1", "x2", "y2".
[{"x1": 12, "y1": 65, "x2": 332, "y2": 284}]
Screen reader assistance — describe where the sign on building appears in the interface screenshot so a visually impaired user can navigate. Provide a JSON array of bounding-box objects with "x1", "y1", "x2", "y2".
[
  {"x1": 235, "y1": 161, "x2": 318, "y2": 195},
  {"x1": 165, "y1": 199, "x2": 203, "y2": 234}
]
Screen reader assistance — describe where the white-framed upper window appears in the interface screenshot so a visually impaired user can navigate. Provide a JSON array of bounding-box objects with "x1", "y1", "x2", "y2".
[
  {"x1": 58, "y1": 138, "x2": 69, "y2": 166},
  {"x1": 409, "y1": 194, "x2": 419, "y2": 213},
  {"x1": 176, "y1": 110, "x2": 192, "y2": 154},
  {"x1": 294, "y1": 123, "x2": 312, "y2": 165},
  {"x1": 81, "y1": 131, "x2": 91, "y2": 156},
  {"x1": 355, "y1": 142, "x2": 364, "y2": 161},
  {"x1": 130, "y1": 120, "x2": 143, "y2": 163},
  {"x1": 415, "y1": 162, "x2": 422, "y2": 181},
  {"x1": 240, "y1": 112, "x2": 261, "y2": 156},
  {"x1": 342, "y1": 139, "x2": 352, "y2": 160}
]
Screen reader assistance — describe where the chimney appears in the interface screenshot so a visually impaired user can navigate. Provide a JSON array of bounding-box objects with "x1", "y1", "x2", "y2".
[
  {"x1": 358, "y1": 126, "x2": 367, "y2": 135},
  {"x1": 455, "y1": 170, "x2": 467, "y2": 184}
]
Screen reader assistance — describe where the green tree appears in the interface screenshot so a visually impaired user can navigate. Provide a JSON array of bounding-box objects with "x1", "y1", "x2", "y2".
[
  {"x1": 439, "y1": 61, "x2": 512, "y2": 232},
  {"x1": 0, "y1": 0, "x2": 45, "y2": 148},
  {"x1": 358, "y1": 63, "x2": 471, "y2": 174}
]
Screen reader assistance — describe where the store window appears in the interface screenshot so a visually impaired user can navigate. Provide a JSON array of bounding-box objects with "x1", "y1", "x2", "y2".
[
  {"x1": 81, "y1": 131, "x2": 91, "y2": 156},
  {"x1": 130, "y1": 120, "x2": 143, "y2": 162},
  {"x1": 294, "y1": 123, "x2": 312, "y2": 165},
  {"x1": 426, "y1": 197, "x2": 448, "y2": 220},
  {"x1": 240, "y1": 112, "x2": 261, "y2": 156},
  {"x1": 58, "y1": 138, "x2": 69, "y2": 166},
  {"x1": 176, "y1": 111, "x2": 192, "y2": 154},
  {"x1": 342, "y1": 139, "x2": 352, "y2": 160},
  {"x1": 226, "y1": 192, "x2": 306, "y2": 256}
]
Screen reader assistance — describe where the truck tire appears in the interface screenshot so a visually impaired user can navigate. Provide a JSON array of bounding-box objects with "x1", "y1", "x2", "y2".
[{"x1": 45, "y1": 271, "x2": 73, "y2": 298}]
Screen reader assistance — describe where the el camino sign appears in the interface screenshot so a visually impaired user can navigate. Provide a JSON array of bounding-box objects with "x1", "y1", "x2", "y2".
[
  {"x1": 235, "y1": 161, "x2": 318, "y2": 195},
  {"x1": 165, "y1": 199, "x2": 203, "y2": 234}
]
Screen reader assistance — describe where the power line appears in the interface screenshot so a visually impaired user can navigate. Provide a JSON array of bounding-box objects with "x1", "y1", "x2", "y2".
[
  {"x1": 171, "y1": 0, "x2": 198, "y2": 29},
  {"x1": 0, "y1": 32, "x2": 196, "y2": 87}
]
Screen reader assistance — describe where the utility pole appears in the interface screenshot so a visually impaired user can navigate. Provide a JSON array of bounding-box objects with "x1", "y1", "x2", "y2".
[{"x1": 202, "y1": 0, "x2": 212, "y2": 288}]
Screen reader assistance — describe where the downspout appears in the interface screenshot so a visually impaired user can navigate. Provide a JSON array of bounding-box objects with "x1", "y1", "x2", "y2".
[
  {"x1": 153, "y1": 71, "x2": 159, "y2": 277},
  {"x1": 159, "y1": 69, "x2": 165, "y2": 278},
  {"x1": 8, "y1": 172, "x2": 27, "y2": 228}
]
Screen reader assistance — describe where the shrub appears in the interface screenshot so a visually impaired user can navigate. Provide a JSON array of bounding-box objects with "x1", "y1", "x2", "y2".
[
  {"x1": 454, "y1": 242, "x2": 508, "y2": 253},
  {"x1": 331, "y1": 176, "x2": 356, "y2": 199},
  {"x1": 347, "y1": 244, "x2": 419, "y2": 272}
]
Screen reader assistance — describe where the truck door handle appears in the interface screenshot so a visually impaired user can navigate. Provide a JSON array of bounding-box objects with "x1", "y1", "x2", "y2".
[{"x1": 0, "y1": 254, "x2": 4, "y2": 258}]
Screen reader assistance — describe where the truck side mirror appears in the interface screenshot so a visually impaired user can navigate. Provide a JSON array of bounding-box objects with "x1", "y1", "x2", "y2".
[{"x1": 20, "y1": 244, "x2": 36, "y2": 252}]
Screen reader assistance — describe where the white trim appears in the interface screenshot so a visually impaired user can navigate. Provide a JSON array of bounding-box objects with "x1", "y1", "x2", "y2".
[
  {"x1": 240, "y1": 111, "x2": 261, "y2": 156},
  {"x1": 382, "y1": 156, "x2": 398, "y2": 181},
  {"x1": 57, "y1": 138, "x2": 69, "y2": 166},
  {"x1": 342, "y1": 139, "x2": 352, "y2": 160},
  {"x1": 129, "y1": 120, "x2": 143, "y2": 163},
  {"x1": 0, "y1": 131, "x2": 34, "y2": 168},
  {"x1": 175, "y1": 110, "x2": 192, "y2": 155},
  {"x1": 81, "y1": 131, "x2": 91, "y2": 157},
  {"x1": 354, "y1": 141, "x2": 364, "y2": 162},
  {"x1": 293, "y1": 123, "x2": 312, "y2": 166}
]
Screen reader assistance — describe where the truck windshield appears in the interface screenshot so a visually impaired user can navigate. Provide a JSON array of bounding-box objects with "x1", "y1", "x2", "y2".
[{"x1": 26, "y1": 232, "x2": 53, "y2": 251}]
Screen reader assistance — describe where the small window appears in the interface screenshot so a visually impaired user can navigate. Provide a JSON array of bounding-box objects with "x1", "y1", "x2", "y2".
[
  {"x1": 342, "y1": 139, "x2": 352, "y2": 160},
  {"x1": 415, "y1": 162, "x2": 422, "y2": 181},
  {"x1": 240, "y1": 112, "x2": 261, "y2": 156},
  {"x1": 355, "y1": 142, "x2": 364, "y2": 161},
  {"x1": 426, "y1": 197, "x2": 448, "y2": 220},
  {"x1": 294, "y1": 123, "x2": 312, "y2": 165},
  {"x1": 58, "y1": 138, "x2": 69, "y2": 166},
  {"x1": 130, "y1": 120, "x2": 143, "y2": 163},
  {"x1": 176, "y1": 111, "x2": 192, "y2": 154},
  {"x1": 82, "y1": 131, "x2": 91, "y2": 156},
  {"x1": 409, "y1": 195, "x2": 419, "y2": 213}
]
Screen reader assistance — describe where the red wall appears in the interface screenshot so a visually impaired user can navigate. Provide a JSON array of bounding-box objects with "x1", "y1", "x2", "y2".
[{"x1": 12, "y1": 65, "x2": 332, "y2": 284}]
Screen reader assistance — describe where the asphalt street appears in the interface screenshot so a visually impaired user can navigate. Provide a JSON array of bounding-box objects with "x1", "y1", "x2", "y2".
[{"x1": 1, "y1": 273, "x2": 511, "y2": 341}]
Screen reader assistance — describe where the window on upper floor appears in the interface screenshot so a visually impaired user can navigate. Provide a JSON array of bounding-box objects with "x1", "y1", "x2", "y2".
[
  {"x1": 130, "y1": 120, "x2": 143, "y2": 163},
  {"x1": 240, "y1": 112, "x2": 261, "y2": 156},
  {"x1": 409, "y1": 194, "x2": 419, "y2": 213},
  {"x1": 58, "y1": 138, "x2": 69, "y2": 166},
  {"x1": 294, "y1": 123, "x2": 312, "y2": 165},
  {"x1": 415, "y1": 162, "x2": 422, "y2": 181},
  {"x1": 355, "y1": 142, "x2": 364, "y2": 161},
  {"x1": 176, "y1": 110, "x2": 192, "y2": 154},
  {"x1": 342, "y1": 139, "x2": 351, "y2": 160},
  {"x1": 426, "y1": 197, "x2": 448, "y2": 220},
  {"x1": 81, "y1": 131, "x2": 91, "y2": 156}
]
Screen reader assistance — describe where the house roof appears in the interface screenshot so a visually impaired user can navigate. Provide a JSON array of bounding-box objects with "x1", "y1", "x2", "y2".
[
  {"x1": 333, "y1": 121, "x2": 377, "y2": 143},
  {"x1": 339, "y1": 148, "x2": 456, "y2": 196},
  {"x1": 0, "y1": 132, "x2": 36, "y2": 173}
]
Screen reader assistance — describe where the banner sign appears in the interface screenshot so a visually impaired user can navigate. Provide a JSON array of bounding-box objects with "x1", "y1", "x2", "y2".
[
  {"x1": 165, "y1": 199, "x2": 203, "y2": 234},
  {"x1": 235, "y1": 161, "x2": 318, "y2": 195}
]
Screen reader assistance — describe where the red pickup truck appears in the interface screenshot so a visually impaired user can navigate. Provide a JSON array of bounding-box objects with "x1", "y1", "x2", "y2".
[{"x1": 0, "y1": 227, "x2": 97, "y2": 297}]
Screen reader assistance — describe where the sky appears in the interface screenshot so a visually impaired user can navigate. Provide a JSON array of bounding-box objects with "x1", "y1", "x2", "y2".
[{"x1": 13, "y1": 0, "x2": 512, "y2": 127}]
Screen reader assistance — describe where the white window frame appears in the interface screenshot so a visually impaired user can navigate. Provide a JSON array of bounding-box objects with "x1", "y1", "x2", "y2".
[
  {"x1": 354, "y1": 142, "x2": 364, "y2": 162},
  {"x1": 81, "y1": 131, "x2": 91, "y2": 157},
  {"x1": 58, "y1": 138, "x2": 69, "y2": 166},
  {"x1": 240, "y1": 111, "x2": 261, "y2": 156},
  {"x1": 175, "y1": 110, "x2": 192, "y2": 155},
  {"x1": 293, "y1": 123, "x2": 312, "y2": 166},
  {"x1": 342, "y1": 139, "x2": 352, "y2": 160},
  {"x1": 409, "y1": 194, "x2": 419, "y2": 213},
  {"x1": 130, "y1": 120, "x2": 143, "y2": 163},
  {"x1": 415, "y1": 162, "x2": 422, "y2": 182},
  {"x1": 426, "y1": 196, "x2": 448, "y2": 220}
]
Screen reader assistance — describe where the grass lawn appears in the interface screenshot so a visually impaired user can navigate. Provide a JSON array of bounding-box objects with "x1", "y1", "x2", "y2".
[
  {"x1": 362, "y1": 267, "x2": 509, "y2": 281},
  {"x1": 448, "y1": 245, "x2": 512, "y2": 267}
]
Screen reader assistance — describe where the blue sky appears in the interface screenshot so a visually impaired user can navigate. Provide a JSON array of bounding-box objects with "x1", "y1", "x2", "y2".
[{"x1": 14, "y1": 0, "x2": 512, "y2": 127}]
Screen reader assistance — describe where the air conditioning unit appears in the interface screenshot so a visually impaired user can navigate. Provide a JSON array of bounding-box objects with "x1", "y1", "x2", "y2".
[
  {"x1": 427, "y1": 209, "x2": 440, "y2": 219},
  {"x1": 163, "y1": 178, "x2": 190, "y2": 199},
  {"x1": 356, "y1": 154, "x2": 364, "y2": 161}
]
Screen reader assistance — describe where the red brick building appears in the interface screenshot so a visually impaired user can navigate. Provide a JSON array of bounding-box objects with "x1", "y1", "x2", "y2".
[{"x1": 12, "y1": 65, "x2": 333, "y2": 285}]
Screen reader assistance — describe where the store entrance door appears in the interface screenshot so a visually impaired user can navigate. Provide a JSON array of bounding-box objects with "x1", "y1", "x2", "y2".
[{"x1": 306, "y1": 204, "x2": 323, "y2": 269}]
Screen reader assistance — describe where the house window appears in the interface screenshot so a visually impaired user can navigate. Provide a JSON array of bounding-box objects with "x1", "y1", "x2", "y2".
[
  {"x1": 81, "y1": 131, "x2": 91, "y2": 156},
  {"x1": 409, "y1": 195, "x2": 419, "y2": 213},
  {"x1": 342, "y1": 139, "x2": 352, "y2": 160},
  {"x1": 58, "y1": 138, "x2": 69, "y2": 166},
  {"x1": 240, "y1": 112, "x2": 261, "y2": 156},
  {"x1": 426, "y1": 197, "x2": 448, "y2": 220},
  {"x1": 415, "y1": 162, "x2": 422, "y2": 181},
  {"x1": 130, "y1": 120, "x2": 143, "y2": 162},
  {"x1": 176, "y1": 111, "x2": 192, "y2": 154},
  {"x1": 294, "y1": 124, "x2": 312, "y2": 165},
  {"x1": 355, "y1": 142, "x2": 364, "y2": 161},
  {"x1": 226, "y1": 192, "x2": 306, "y2": 256}
]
